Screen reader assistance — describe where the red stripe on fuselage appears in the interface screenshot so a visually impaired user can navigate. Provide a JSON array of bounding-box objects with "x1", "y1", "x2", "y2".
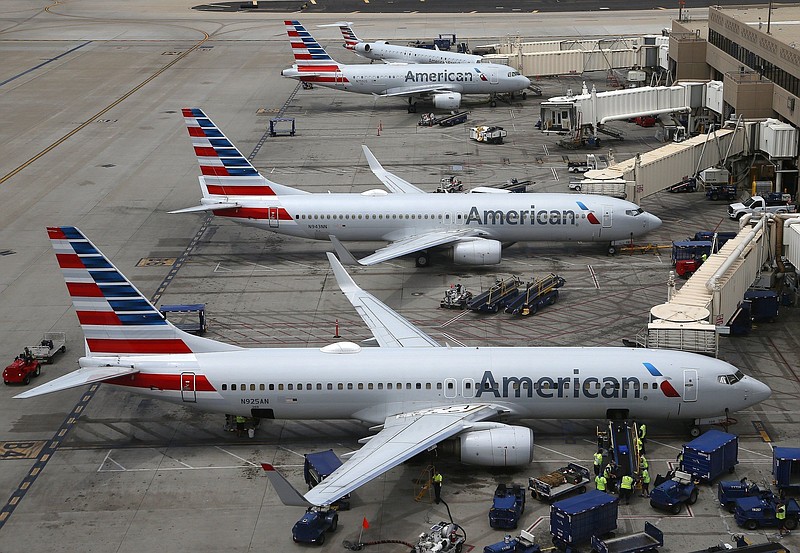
[
  {"x1": 87, "y1": 339, "x2": 192, "y2": 354},
  {"x1": 213, "y1": 207, "x2": 293, "y2": 220},
  {"x1": 106, "y1": 373, "x2": 216, "y2": 392},
  {"x1": 301, "y1": 76, "x2": 350, "y2": 83},
  {"x1": 206, "y1": 185, "x2": 275, "y2": 196},
  {"x1": 298, "y1": 65, "x2": 340, "y2": 72}
]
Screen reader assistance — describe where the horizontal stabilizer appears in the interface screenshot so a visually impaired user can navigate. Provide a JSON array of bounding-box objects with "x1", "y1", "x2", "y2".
[
  {"x1": 169, "y1": 203, "x2": 240, "y2": 214},
  {"x1": 261, "y1": 464, "x2": 314, "y2": 507},
  {"x1": 14, "y1": 366, "x2": 140, "y2": 399}
]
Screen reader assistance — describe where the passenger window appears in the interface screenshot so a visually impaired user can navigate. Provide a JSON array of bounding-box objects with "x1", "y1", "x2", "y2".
[
  {"x1": 368, "y1": 383, "x2": 374, "y2": 390},
  {"x1": 222, "y1": 384, "x2": 227, "y2": 391},
  {"x1": 348, "y1": 383, "x2": 353, "y2": 390},
  {"x1": 327, "y1": 384, "x2": 332, "y2": 390},
  {"x1": 387, "y1": 383, "x2": 393, "y2": 390},
  {"x1": 358, "y1": 383, "x2": 364, "y2": 390},
  {"x1": 643, "y1": 383, "x2": 649, "y2": 390},
  {"x1": 269, "y1": 384, "x2": 275, "y2": 391},
  {"x1": 464, "y1": 382, "x2": 471, "y2": 389},
  {"x1": 250, "y1": 384, "x2": 256, "y2": 391},
  {"x1": 378, "y1": 383, "x2": 383, "y2": 390},
  {"x1": 278, "y1": 384, "x2": 284, "y2": 391},
  {"x1": 259, "y1": 384, "x2": 265, "y2": 391},
  {"x1": 317, "y1": 384, "x2": 322, "y2": 390},
  {"x1": 426, "y1": 383, "x2": 431, "y2": 390},
  {"x1": 288, "y1": 384, "x2": 293, "y2": 390},
  {"x1": 338, "y1": 383, "x2": 343, "y2": 390},
  {"x1": 306, "y1": 384, "x2": 312, "y2": 390},
  {"x1": 416, "y1": 383, "x2": 422, "y2": 389},
  {"x1": 406, "y1": 383, "x2": 411, "y2": 389}
]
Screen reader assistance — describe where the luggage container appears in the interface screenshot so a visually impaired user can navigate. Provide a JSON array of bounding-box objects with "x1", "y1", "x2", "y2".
[
  {"x1": 681, "y1": 430, "x2": 738, "y2": 482},
  {"x1": 550, "y1": 489, "x2": 618, "y2": 550},
  {"x1": 773, "y1": 447, "x2": 800, "y2": 494},
  {"x1": 304, "y1": 450, "x2": 350, "y2": 510}
]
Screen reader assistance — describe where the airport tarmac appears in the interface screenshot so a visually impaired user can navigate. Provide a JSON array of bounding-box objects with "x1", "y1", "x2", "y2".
[{"x1": 1, "y1": 2, "x2": 799, "y2": 552}]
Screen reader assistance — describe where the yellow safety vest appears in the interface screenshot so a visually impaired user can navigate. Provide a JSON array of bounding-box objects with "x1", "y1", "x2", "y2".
[
  {"x1": 433, "y1": 474, "x2": 443, "y2": 484},
  {"x1": 642, "y1": 470, "x2": 651, "y2": 484},
  {"x1": 621, "y1": 475, "x2": 634, "y2": 490},
  {"x1": 640, "y1": 424, "x2": 647, "y2": 438},
  {"x1": 594, "y1": 453, "x2": 603, "y2": 466},
  {"x1": 640, "y1": 456, "x2": 648, "y2": 469},
  {"x1": 595, "y1": 475, "x2": 607, "y2": 491},
  {"x1": 777, "y1": 505, "x2": 786, "y2": 520}
]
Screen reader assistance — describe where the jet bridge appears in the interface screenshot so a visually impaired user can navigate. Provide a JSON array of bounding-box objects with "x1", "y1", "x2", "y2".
[{"x1": 639, "y1": 216, "x2": 776, "y2": 356}]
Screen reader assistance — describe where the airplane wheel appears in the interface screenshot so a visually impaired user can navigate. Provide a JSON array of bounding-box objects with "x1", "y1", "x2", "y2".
[
  {"x1": 522, "y1": 92, "x2": 527, "y2": 100},
  {"x1": 490, "y1": 100, "x2": 497, "y2": 108},
  {"x1": 689, "y1": 426, "x2": 701, "y2": 438},
  {"x1": 407, "y1": 102, "x2": 417, "y2": 114},
  {"x1": 608, "y1": 245, "x2": 617, "y2": 255},
  {"x1": 415, "y1": 252, "x2": 429, "y2": 267}
]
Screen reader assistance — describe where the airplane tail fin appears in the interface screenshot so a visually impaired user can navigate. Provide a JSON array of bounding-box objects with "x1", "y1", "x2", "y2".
[
  {"x1": 47, "y1": 226, "x2": 241, "y2": 357},
  {"x1": 284, "y1": 20, "x2": 344, "y2": 75},
  {"x1": 261, "y1": 464, "x2": 314, "y2": 507},
  {"x1": 336, "y1": 22, "x2": 360, "y2": 50},
  {"x1": 179, "y1": 108, "x2": 307, "y2": 200}
]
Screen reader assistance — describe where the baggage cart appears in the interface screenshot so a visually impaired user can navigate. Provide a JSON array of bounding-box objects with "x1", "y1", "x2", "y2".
[
  {"x1": 529, "y1": 463, "x2": 590, "y2": 502},
  {"x1": 591, "y1": 522, "x2": 663, "y2": 553}
]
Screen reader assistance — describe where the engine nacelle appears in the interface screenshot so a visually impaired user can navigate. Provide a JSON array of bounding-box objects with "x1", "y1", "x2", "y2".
[
  {"x1": 458, "y1": 426, "x2": 534, "y2": 466},
  {"x1": 433, "y1": 92, "x2": 462, "y2": 110},
  {"x1": 357, "y1": 43, "x2": 371, "y2": 53},
  {"x1": 451, "y1": 238, "x2": 501, "y2": 265}
]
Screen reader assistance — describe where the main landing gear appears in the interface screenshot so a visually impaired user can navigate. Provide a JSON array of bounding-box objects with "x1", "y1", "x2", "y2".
[
  {"x1": 408, "y1": 97, "x2": 417, "y2": 113},
  {"x1": 415, "y1": 250, "x2": 430, "y2": 267}
]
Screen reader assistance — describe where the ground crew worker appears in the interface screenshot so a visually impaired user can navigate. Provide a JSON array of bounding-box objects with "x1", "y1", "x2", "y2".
[
  {"x1": 640, "y1": 468, "x2": 651, "y2": 497},
  {"x1": 636, "y1": 436, "x2": 645, "y2": 455},
  {"x1": 700, "y1": 252, "x2": 708, "y2": 263},
  {"x1": 433, "y1": 471, "x2": 443, "y2": 504},
  {"x1": 676, "y1": 451, "x2": 684, "y2": 470},
  {"x1": 639, "y1": 454, "x2": 649, "y2": 471},
  {"x1": 639, "y1": 423, "x2": 647, "y2": 443},
  {"x1": 604, "y1": 462, "x2": 618, "y2": 493},
  {"x1": 235, "y1": 415, "x2": 246, "y2": 437},
  {"x1": 593, "y1": 449, "x2": 604, "y2": 476},
  {"x1": 777, "y1": 502, "x2": 788, "y2": 535},
  {"x1": 620, "y1": 474, "x2": 634, "y2": 504},
  {"x1": 595, "y1": 473, "x2": 607, "y2": 492}
]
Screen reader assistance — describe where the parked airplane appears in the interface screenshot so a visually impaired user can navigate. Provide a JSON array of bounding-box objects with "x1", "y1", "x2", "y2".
[
  {"x1": 325, "y1": 21, "x2": 483, "y2": 65},
  {"x1": 18, "y1": 226, "x2": 770, "y2": 508},
  {"x1": 281, "y1": 20, "x2": 529, "y2": 111},
  {"x1": 171, "y1": 108, "x2": 662, "y2": 266}
]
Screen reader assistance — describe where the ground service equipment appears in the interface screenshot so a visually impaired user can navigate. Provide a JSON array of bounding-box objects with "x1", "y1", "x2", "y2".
[
  {"x1": 728, "y1": 193, "x2": 796, "y2": 220},
  {"x1": 591, "y1": 522, "x2": 664, "y2": 553},
  {"x1": 28, "y1": 332, "x2": 66, "y2": 363},
  {"x1": 550, "y1": 490, "x2": 618, "y2": 551},
  {"x1": 291, "y1": 507, "x2": 338, "y2": 545},
  {"x1": 529, "y1": 463, "x2": 591, "y2": 502},
  {"x1": 468, "y1": 276, "x2": 521, "y2": 313},
  {"x1": 471, "y1": 126, "x2": 507, "y2": 144},
  {"x1": 441, "y1": 284, "x2": 472, "y2": 309},
  {"x1": 718, "y1": 478, "x2": 772, "y2": 512},
  {"x1": 411, "y1": 521, "x2": 465, "y2": 553},
  {"x1": 419, "y1": 111, "x2": 469, "y2": 127},
  {"x1": 668, "y1": 176, "x2": 698, "y2": 193},
  {"x1": 743, "y1": 290, "x2": 780, "y2": 322},
  {"x1": 649, "y1": 470, "x2": 698, "y2": 514},
  {"x1": 773, "y1": 447, "x2": 800, "y2": 494},
  {"x1": 304, "y1": 450, "x2": 350, "y2": 510},
  {"x1": 505, "y1": 274, "x2": 565, "y2": 316},
  {"x1": 680, "y1": 430, "x2": 738, "y2": 481},
  {"x1": 734, "y1": 496, "x2": 800, "y2": 531},
  {"x1": 489, "y1": 483, "x2": 526, "y2": 529},
  {"x1": 705, "y1": 184, "x2": 737, "y2": 201},
  {"x1": 483, "y1": 529, "x2": 541, "y2": 553},
  {"x1": 159, "y1": 304, "x2": 207, "y2": 335},
  {"x1": 3, "y1": 355, "x2": 41, "y2": 385}
]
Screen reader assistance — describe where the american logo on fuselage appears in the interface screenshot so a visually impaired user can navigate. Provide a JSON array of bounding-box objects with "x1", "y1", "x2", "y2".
[
  {"x1": 475, "y1": 370, "x2": 642, "y2": 399},
  {"x1": 465, "y1": 206, "x2": 578, "y2": 226},
  {"x1": 405, "y1": 70, "x2": 475, "y2": 83}
]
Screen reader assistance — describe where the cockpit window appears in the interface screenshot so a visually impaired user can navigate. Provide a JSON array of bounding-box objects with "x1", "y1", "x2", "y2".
[
  {"x1": 625, "y1": 208, "x2": 644, "y2": 216},
  {"x1": 718, "y1": 371, "x2": 744, "y2": 385}
]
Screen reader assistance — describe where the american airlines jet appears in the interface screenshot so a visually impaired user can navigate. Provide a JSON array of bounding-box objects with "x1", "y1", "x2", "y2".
[
  {"x1": 281, "y1": 20, "x2": 529, "y2": 111},
  {"x1": 172, "y1": 108, "x2": 662, "y2": 266},
  {"x1": 19, "y1": 227, "x2": 770, "y2": 507},
  {"x1": 329, "y1": 22, "x2": 484, "y2": 65}
]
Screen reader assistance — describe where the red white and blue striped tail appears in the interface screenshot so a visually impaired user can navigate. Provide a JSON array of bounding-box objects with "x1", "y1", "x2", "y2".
[
  {"x1": 285, "y1": 20, "x2": 341, "y2": 67},
  {"x1": 338, "y1": 22, "x2": 360, "y2": 50},
  {"x1": 48, "y1": 227, "x2": 241, "y2": 356}
]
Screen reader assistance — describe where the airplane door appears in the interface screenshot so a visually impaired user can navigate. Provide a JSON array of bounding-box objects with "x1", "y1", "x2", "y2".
[
  {"x1": 268, "y1": 207, "x2": 279, "y2": 228},
  {"x1": 462, "y1": 378, "x2": 475, "y2": 398},
  {"x1": 444, "y1": 213, "x2": 453, "y2": 225},
  {"x1": 683, "y1": 369, "x2": 697, "y2": 402},
  {"x1": 180, "y1": 372, "x2": 196, "y2": 403},
  {"x1": 602, "y1": 205, "x2": 613, "y2": 228},
  {"x1": 489, "y1": 69, "x2": 499, "y2": 84},
  {"x1": 444, "y1": 378, "x2": 457, "y2": 398}
]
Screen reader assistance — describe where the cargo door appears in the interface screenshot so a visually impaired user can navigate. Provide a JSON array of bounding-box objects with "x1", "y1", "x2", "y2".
[
  {"x1": 683, "y1": 369, "x2": 697, "y2": 402},
  {"x1": 602, "y1": 205, "x2": 613, "y2": 228},
  {"x1": 267, "y1": 207, "x2": 280, "y2": 228},
  {"x1": 181, "y1": 372, "x2": 197, "y2": 403}
]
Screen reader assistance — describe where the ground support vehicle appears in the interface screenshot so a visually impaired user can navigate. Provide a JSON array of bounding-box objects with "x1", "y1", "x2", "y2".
[
  {"x1": 419, "y1": 111, "x2": 469, "y2": 127},
  {"x1": 494, "y1": 178, "x2": 531, "y2": 193},
  {"x1": 681, "y1": 429, "x2": 738, "y2": 481},
  {"x1": 743, "y1": 290, "x2": 779, "y2": 322},
  {"x1": 483, "y1": 529, "x2": 541, "y2": 553},
  {"x1": 304, "y1": 450, "x2": 350, "y2": 510},
  {"x1": 718, "y1": 479, "x2": 773, "y2": 512},
  {"x1": 529, "y1": 463, "x2": 590, "y2": 502},
  {"x1": 291, "y1": 507, "x2": 338, "y2": 545},
  {"x1": 591, "y1": 522, "x2": 663, "y2": 553},
  {"x1": 567, "y1": 178, "x2": 627, "y2": 199},
  {"x1": 734, "y1": 496, "x2": 800, "y2": 531},
  {"x1": 505, "y1": 274, "x2": 565, "y2": 316},
  {"x1": 668, "y1": 176, "x2": 698, "y2": 193},
  {"x1": 728, "y1": 193, "x2": 796, "y2": 220},
  {"x1": 649, "y1": 470, "x2": 698, "y2": 514},
  {"x1": 688, "y1": 537, "x2": 791, "y2": 552},
  {"x1": 441, "y1": 284, "x2": 472, "y2": 309},
  {"x1": 568, "y1": 161, "x2": 590, "y2": 173},
  {"x1": 550, "y1": 490, "x2": 618, "y2": 551},
  {"x1": 468, "y1": 276, "x2": 521, "y2": 313},
  {"x1": 706, "y1": 184, "x2": 737, "y2": 201},
  {"x1": 773, "y1": 447, "x2": 800, "y2": 495},
  {"x1": 671, "y1": 241, "x2": 712, "y2": 277},
  {"x1": 159, "y1": 304, "x2": 207, "y2": 335},
  {"x1": 29, "y1": 332, "x2": 66, "y2": 363},
  {"x1": 604, "y1": 420, "x2": 640, "y2": 479},
  {"x1": 3, "y1": 356, "x2": 41, "y2": 385},
  {"x1": 411, "y1": 521, "x2": 465, "y2": 553},
  {"x1": 692, "y1": 231, "x2": 738, "y2": 248},
  {"x1": 490, "y1": 483, "x2": 526, "y2": 529},
  {"x1": 435, "y1": 176, "x2": 464, "y2": 193},
  {"x1": 471, "y1": 126, "x2": 507, "y2": 144}
]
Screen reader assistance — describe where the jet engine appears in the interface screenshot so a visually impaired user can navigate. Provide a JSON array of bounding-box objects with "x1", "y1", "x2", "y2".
[
  {"x1": 356, "y1": 43, "x2": 372, "y2": 53},
  {"x1": 451, "y1": 238, "x2": 501, "y2": 265},
  {"x1": 433, "y1": 92, "x2": 462, "y2": 110},
  {"x1": 440, "y1": 425, "x2": 534, "y2": 466}
]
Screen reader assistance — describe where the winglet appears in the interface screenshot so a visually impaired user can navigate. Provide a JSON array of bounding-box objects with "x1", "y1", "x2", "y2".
[
  {"x1": 361, "y1": 146, "x2": 425, "y2": 194},
  {"x1": 326, "y1": 251, "x2": 360, "y2": 294},
  {"x1": 328, "y1": 236, "x2": 361, "y2": 266},
  {"x1": 261, "y1": 464, "x2": 314, "y2": 507}
]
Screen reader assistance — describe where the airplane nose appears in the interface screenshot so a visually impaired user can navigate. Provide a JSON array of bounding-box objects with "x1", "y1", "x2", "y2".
[
  {"x1": 750, "y1": 377, "x2": 772, "y2": 404},
  {"x1": 646, "y1": 213, "x2": 662, "y2": 230},
  {"x1": 521, "y1": 76, "x2": 531, "y2": 88}
]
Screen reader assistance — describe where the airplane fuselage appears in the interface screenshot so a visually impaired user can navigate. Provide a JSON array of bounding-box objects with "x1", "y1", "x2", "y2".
[
  {"x1": 105, "y1": 346, "x2": 769, "y2": 424},
  {"x1": 354, "y1": 42, "x2": 483, "y2": 64},
  {"x1": 211, "y1": 192, "x2": 659, "y2": 243}
]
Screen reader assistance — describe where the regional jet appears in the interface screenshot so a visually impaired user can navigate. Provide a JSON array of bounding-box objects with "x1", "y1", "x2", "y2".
[
  {"x1": 18, "y1": 227, "x2": 771, "y2": 508},
  {"x1": 172, "y1": 108, "x2": 661, "y2": 266},
  {"x1": 282, "y1": 20, "x2": 529, "y2": 111},
  {"x1": 327, "y1": 22, "x2": 484, "y2": 65}
]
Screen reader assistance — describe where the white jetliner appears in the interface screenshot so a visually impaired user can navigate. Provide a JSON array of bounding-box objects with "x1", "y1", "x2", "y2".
[
  {"x1": 281, "y1": 20, "x2": 529, "y2": 111},
  {"x1": 19, "y1": 226, "x2": 771, "y2": 508},
  {"x1": 326, "y1": 21, "x2": 483, "y2": 65},
  {"x1": 171, "y1": 108, "x2": 662, "y2": 267}
]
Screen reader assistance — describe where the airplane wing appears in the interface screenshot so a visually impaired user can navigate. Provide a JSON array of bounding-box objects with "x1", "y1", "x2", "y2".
[
  {"x1": 14, "y1": 365, "x2": 140, "y2": 399},
  {"x1": 265, "y1": 404, "x2": 503, "y2": 506},
  {"x1": 379, "y1": 84, "x2": 459, "y2": 97},
  {"x1": 361, "y1": 145, "x2": 425, "y2": 194},
  {"x1": 326, "y1": 251, "x2": 439, "y2": 348},
  {"x1": 332, "y1": 229, "x2": 477, "y2": 266}
]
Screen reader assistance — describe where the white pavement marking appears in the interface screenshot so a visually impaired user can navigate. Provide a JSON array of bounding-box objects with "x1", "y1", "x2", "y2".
[{"x1": 215, "y1": 445, "x2": 260, "y2": 466}]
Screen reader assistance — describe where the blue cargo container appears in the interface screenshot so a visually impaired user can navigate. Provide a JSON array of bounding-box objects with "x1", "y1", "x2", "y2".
[
  {"x1": 681, "y1": 430, "x2": 738, "y2": 482},
  {"x1": 304, "y1": 450, "x2": 350, "y2": 510},
  {"x1": 550, "y1": 489, "x2": 618, "y2": 550},
  {"x1": 773, "y1": 447, "x2": 800, "y2": 493},
  {"x1": 743, "y1": 290, "x2": 779, "y2": 322}
]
